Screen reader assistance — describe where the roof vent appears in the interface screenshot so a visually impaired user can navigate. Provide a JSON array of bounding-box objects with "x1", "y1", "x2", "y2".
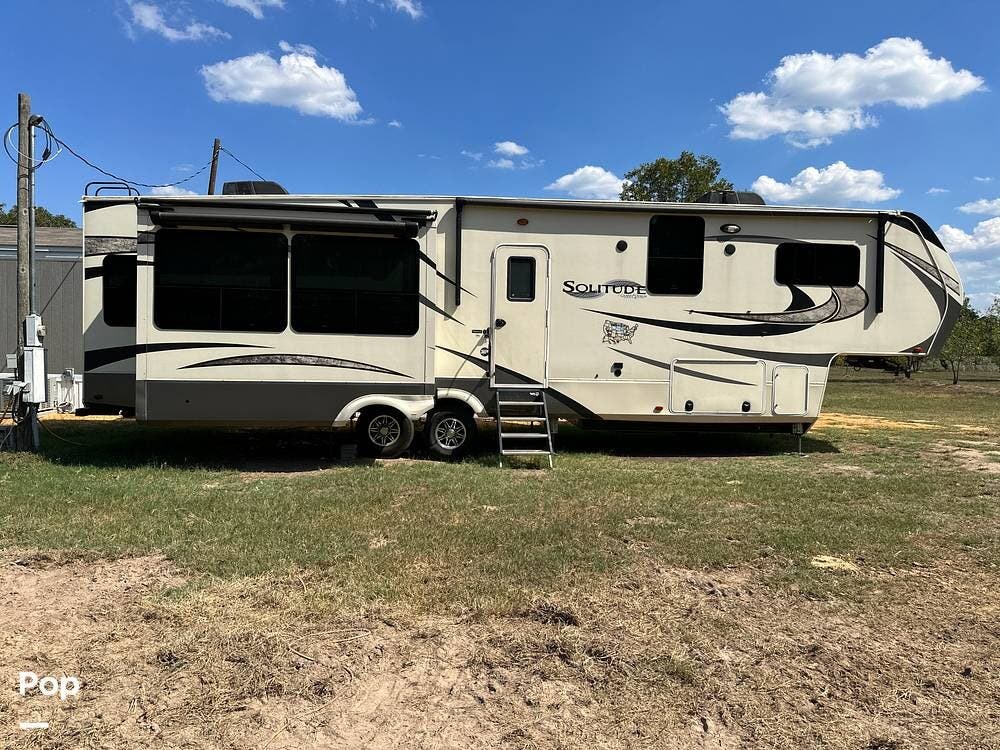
[
  {"x1": 222, "y1": 180, "x2": 289, "y2": 195},
  {"x1": 696, "y1": 190, "x2": 765, "y2": 205}
]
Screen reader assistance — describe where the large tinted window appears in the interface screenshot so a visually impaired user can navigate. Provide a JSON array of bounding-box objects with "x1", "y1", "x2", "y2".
[
  {"x1": 154, "y1": 229, "x2": 288, "y2": 332},
  {"x1": 103, "y1": 254, "x2": 136, "y2": 327},
  {"x1": 775, "y1": 242, "x2": 860, "y2": 286},
  {"x1": 291, "y1": 234, "x2": 419, "y2": 335},
  {"x1": 647, "y1": 215, "x2": 705, "y2": 295}
]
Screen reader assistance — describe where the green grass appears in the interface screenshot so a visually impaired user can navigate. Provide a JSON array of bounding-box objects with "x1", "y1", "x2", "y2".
[{"x1": 2, "y1": 370, "x2": 998, "y2": 610}]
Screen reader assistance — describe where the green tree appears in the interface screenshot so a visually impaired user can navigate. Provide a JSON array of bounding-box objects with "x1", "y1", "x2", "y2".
[
  {"x1": 0, "y1": 203, "x2": 77, "y2": 228},
  {"x1": 619, "y1": 151, "x2": 734, "y2": 203},
  {"x1": 939, "y1": 300, "x2": 984, "y2": 384},
  {"x1": 983, "y1": 297, "x2": 1000, "y2": 362}
]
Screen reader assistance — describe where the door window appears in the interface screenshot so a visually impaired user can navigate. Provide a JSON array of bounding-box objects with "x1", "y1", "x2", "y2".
[{"x1": 506, "y1": 257, "x2": 535, "y2": 301}]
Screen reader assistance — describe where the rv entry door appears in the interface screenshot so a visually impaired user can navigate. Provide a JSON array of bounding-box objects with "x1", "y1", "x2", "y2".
[{"x1": 490, "y1": 244, "x2": 550, "y2": 387}]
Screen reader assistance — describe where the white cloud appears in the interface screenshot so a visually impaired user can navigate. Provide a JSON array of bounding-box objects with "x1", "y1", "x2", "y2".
[
  {"x1": 201, "y1": 43, "x2": 364, "y2": 121},
  {"x1": 335, "y1": 0, "x2": 424, "y2": 19},
  {"x1": 387, "y1": 119, "x2": 403, "y2": 128},
  {"x1": 723, "y1": 93, "x2": 874, "y2": 148},
  {"x1": 128, "y1": 1, "x2": 229, "y2": 41},
  {"x1": 958, "y1": 198, "x2": 1000, "y2": 216},
  {"x1": 494, "y1": 141, "x2": 529, "y2": 157},
  {"x1": 220, "y1": 0, "x2": 284, "y2": 19},
  {"x1": 277, "y1": 40, "x2": 317, "y2": 56},
  {"x1": 460, "y1": 149, "x2": 483, "y2": 161},
  {"x1": 722, "y1": 37, "x2": 984, "y2": 147},
  {"x1": 751, "y1": 162, "x2": 901, "y2": 205},
  {"x1": 387, "y1": 0, "x2": 423, "y2": 18},
  {"x1": 967, "y1": 291, "x2": 999, "y2": 313},
  {"x1": 545, "y1": 166, "x2": 623, "y2": 200},
  {"x1": 936, "y1": 219, "x2": 1000, "y2": 309},
  {"x1": 926, "y1": 187, "x2": 949, "y2": 195},
  {"x1": 150, "y1": 185, "x2": 198, "y2": 196},
  {"x1": 974, "y1": 176, "x2": 994, "y2": 183},
  {"x1": 484, "y1": 142, "x2": 542, "y2": 169},
  {"x1": 938, "y1": 217, "x2": 1000, "y2": 252}
]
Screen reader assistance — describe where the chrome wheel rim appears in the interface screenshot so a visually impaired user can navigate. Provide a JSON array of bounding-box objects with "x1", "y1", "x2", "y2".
[
  {"x1": 368, "y1": 415, "x2": 401, "y2": 447},
  {"x1": 434, "y1": 417, "x2": 467, "y2": 449}
]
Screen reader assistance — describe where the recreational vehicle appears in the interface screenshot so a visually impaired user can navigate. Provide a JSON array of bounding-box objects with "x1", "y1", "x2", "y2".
[{"x1": 81, "y1": 190, "x2": 963, "y2": 462}]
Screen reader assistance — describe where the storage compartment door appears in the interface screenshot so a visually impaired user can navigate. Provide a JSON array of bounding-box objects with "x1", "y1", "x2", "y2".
[
  {"x1": 772, "y1": 366, "x2": 809, "y2": 415},
  {"x1": 669, "y1": 359, "x2": 764, "y2": 415}
]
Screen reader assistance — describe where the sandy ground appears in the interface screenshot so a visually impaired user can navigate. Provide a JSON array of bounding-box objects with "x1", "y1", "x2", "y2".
[{"x1": 2, "y1": 551, "x2": 998, "y2": 749}]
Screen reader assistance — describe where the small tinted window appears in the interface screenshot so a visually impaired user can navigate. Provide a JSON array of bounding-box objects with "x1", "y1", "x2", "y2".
[
  {"x1": 154, "y1": 229, "x2": 288, "y2": 332},
  {"x1": 506, "y1": 257, "x2": 535, "y2": 301},
  {"x1": 775, "y1": 243, "x2": 860, "y2": 286},
  {"x1": 647, "y1": 215, "x2": 705, "y2": 295},
  {"x1": 291, "y1": 234, "x2": 419, "y2": 335},
  {"x1": 103, "y1": 254, "x2": 137, "y2": 327}
]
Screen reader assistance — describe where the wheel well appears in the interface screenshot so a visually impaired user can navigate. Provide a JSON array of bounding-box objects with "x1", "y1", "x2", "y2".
[
  {"x1": 432, "y1": 398, "x2": 477, "y2": 420},
  {"x1": 357, "y1": 404, "x2": 408, "y2": 423}
]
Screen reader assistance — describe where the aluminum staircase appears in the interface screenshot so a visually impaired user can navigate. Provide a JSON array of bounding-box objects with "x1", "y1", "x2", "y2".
[{"x1": 494, "y1": 388, "x2": 554, "y2": 468}]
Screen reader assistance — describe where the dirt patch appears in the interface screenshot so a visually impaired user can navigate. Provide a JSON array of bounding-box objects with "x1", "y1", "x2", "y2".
[
  {"x1": 926, "y1": 442, "x2": 1000, "y2": 474},
  {"x1": 810, "y1": 554, "x2": 861, "y2": 572},
  {"x1": 814, "y1": 463, "x2": 877, "y2": 477},
  {"x1": 1, "y1": 553, "x2": 998, "y2": 749},
  {"x1": 813, "y1": 413, "x2": 941, "y2": 432}
]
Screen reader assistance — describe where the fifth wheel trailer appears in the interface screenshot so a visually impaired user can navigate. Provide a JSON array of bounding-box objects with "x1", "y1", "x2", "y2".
[{"x1": 80, "y1": 192, "x2": 963, "y2": 460}]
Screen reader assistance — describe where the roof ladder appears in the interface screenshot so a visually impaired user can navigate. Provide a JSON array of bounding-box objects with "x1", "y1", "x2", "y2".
[{"x1": 494, "y1": 388, "x2": 554, "y2": 468}]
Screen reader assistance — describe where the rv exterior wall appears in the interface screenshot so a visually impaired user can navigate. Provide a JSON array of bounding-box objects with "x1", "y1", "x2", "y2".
[{"x1": 80, "y1": 195, "x2": 963, "y2": 429}]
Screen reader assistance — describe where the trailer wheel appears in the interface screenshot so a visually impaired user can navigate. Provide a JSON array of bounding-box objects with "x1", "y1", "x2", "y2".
[
  {"x1": 424, "y1": 408, "x2": 478, "y2": 460},
  {"x1": 357, "y1": 408, "x2": 414, "y2": 458}
]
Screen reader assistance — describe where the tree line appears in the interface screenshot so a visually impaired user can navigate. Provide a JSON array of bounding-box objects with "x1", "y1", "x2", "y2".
[
  {"x1": 940, "y1": 299, "x2": 1000, "y2": 383},
  {"x1": 0, "y1": 203, "x2": 77, "y2": 228}
]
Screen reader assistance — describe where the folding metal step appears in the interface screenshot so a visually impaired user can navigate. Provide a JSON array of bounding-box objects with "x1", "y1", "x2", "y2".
[{"x1": 494, "y1": 389, "x2": 554, "y2": 468}]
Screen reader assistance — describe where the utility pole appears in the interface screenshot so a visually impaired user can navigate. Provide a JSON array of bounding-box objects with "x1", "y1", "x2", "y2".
[
  {"x1": 13, "y1": 92, "x2": 39, "y2": 451},
  {"x1": 207, "y1": 137, "x2": 221, "y2": 194},
  {"x1": 16, "y1": 94, "x2": 29, "y2": 349}
]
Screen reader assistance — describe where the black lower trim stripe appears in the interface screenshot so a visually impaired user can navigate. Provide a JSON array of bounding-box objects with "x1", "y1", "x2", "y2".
[
  {"x1": 673, "y1": 365, "x2": 755, "y2": 387},
  {"x1": 435, "y1": 346, "x2": 601, "y2": 420},
  {"x1": 677, "y1": 340, "x2": 834, "y2": 366},
  {"x1": 85, "y1": 342, "x2": 261, "y2": 371},
  {"x1": 180, "y1": 353, "x2": 410, "y2": 378}
]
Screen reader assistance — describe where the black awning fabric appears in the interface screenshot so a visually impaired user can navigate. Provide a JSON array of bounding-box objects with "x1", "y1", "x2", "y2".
[{"x1": 147, "y1": 209, "x2": 423, "y2": 238}]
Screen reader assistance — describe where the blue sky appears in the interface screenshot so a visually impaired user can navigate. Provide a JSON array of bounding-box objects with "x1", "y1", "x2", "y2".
[{"x1": 4, "y1": 0, "x2": 999, "y2": 308}]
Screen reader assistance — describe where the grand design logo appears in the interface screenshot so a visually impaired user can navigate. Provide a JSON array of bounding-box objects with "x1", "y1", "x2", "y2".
[{"x1": 563, "y1": 279, "x2": 647, "y2": 299}]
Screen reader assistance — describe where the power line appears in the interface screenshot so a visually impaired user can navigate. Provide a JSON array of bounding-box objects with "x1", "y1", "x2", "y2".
[
  {"x1": 220, "y1": 146, "x2": 268, "y2": 182},
  {"x1": 4, "y1": 118, "x2": 272, "y2": 192},
  {"x1": 41, "y1": 119, "x2": 214, "y2": 189}
]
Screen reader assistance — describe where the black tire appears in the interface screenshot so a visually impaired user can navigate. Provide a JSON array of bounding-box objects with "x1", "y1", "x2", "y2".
[
  {"x1": 357, "y1": 408, "x2": 415, "y2": 458},
  {"x1": 424, "y1": 408, "x2": 478, "y2": 460}
]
